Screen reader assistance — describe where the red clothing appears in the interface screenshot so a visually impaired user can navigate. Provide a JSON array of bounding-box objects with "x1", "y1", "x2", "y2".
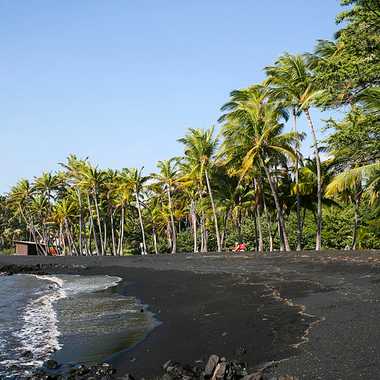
[{"x1": 239, "y1": 243, "x2": 246, "y2": 251}]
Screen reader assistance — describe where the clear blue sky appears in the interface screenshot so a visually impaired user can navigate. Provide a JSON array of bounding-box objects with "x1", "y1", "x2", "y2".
[{"x1": 1, "y1": 0, "x2": 343, "y2": 193}]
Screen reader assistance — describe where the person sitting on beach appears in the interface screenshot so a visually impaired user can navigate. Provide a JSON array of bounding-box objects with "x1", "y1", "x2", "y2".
[
  {"x1": 48, "y1": 243, "x2": 58, "y2": 256},
  {"x1": 232, "y1": 242, "x2": 246, "y2": 253},
  {"x1": 239, "y1": 242, "x2": 247, "y2": 252}
]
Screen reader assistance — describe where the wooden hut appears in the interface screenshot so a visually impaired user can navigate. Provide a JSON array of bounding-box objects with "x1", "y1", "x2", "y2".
[{"x1": 14, "y1": 241, "x2": 45, "y2": 255}]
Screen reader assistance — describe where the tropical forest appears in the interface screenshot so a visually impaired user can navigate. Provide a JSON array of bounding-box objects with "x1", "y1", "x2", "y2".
[{"x1": 1, "y1": 0, "x2": 379, "y2": 255}]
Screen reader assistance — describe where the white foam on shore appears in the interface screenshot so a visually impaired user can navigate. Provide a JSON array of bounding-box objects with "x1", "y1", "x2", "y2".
[
  {"x1": 59, "y1": 274, "x2": 122, "y2": 296},
  {"x1": 14, "y1": 286, "x2": 66, "y2": 367},
  {"x1": 0, "y1": 275, "x2": 67, "y2": 378},
  {"x1": 34, "y1": 274, "x2": 65, "y2": 288},
  {"x1": 0, "y1": 274, "x2": 123, "y2": 379}
]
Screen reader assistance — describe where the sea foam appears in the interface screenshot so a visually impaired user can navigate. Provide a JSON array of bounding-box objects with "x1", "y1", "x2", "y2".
[{"x1": 0, "y1": 274, "x2": 123, "y2": 379}]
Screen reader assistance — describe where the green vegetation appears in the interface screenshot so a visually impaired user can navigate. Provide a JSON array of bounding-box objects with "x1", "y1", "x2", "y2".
[{"x1": 0, "y1": 0, "x2": 379, "y2": 255}]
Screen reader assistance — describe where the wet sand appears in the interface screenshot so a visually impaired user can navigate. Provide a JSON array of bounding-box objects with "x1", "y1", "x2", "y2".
[{"x1": 1, "y1": 250, "x2": 380, "y2": 380}]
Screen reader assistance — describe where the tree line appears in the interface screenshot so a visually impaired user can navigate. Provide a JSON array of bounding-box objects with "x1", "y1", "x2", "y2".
[{"x1": 0, "y1": 0, "x2": 379, "y2": 255}]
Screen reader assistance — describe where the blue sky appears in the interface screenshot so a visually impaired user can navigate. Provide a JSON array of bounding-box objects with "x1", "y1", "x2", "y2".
[{"x1": 1, "y1": 1, "x2": 343, "y2": 193}]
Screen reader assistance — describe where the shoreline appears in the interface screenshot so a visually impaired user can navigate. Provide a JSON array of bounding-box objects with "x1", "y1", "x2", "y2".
[{"x1": 1, "y1": 251, "x2": 380, "y2": 379}]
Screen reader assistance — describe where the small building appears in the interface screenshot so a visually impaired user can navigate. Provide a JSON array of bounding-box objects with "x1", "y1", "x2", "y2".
[{"x1": 14, "y1": 241, "x2": 46, "y2": 255}]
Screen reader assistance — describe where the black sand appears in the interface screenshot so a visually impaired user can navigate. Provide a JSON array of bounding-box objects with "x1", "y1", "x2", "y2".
[{"x1": 1, "y1": 250, "x2": 380, "y2": 380}]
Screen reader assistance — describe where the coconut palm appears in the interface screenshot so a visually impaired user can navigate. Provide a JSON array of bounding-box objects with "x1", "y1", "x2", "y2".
[
  {"x1": 103, "y1": 169, "x2": 121, "y2": 255},
  {"x1": 151, "y1": 158, "x2": 179, "y2": 253},
  {"x1": 178, "y1": 127, "x2": 222, "y2": 252},
  {"x1": 177, "y1": 172, "x2": 199, "y2": 253},
  {"x1": 326, "y1": 162, "x2": 380, "y2": 249},
  {"x1": 33, "y1": 172, "x2": 63, "y2": 254},
  {"x1": 77, "y1": 164, "x2": 106, "y2": 255},
  {"x1": 265, "y1": 53, "x2": 324, "y2": 250},
  {"x1": 145, "y1": 194, "x2": 165, "y2": 254},
  {"x1": 356, "y1": 87, "x2": 380, "y2": 116},
  {"x1": 114, "y1": 170, "x2": 134, "y2": 255},
  {"x1": 51, "y1": 197, "x2": 78, "y2": 255},
  {"x1": 122, "y1": 168, "x2": 149, "y2": 254},
  {"x1": 60, "y1": 155, "x2": 90, "y2": 255},
  {"x1": 33, "y1": 172, "x2": 60, "y2": 202},
  {"x1": 8, "y1": 180, "x2": 46, "y2": 254},
  {"x1": 219, "y1": 85, "x2": 298, "y2": 251}
]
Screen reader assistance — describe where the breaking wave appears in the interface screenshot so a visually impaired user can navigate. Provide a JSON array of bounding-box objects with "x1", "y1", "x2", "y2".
[{"x1": 0, "y1": 274, "x2": 123, "y2": 379}]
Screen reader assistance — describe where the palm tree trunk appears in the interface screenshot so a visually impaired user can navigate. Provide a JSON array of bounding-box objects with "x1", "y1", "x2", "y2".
[
  {"x1": 166, "y1": 222, "x2": 172, "y2": 250},
  {"x1": 19, "y1": 206, "x2": 45, "y2": 255},
  {"x1": 118, "y1": 206, "x2": 125, "y2": 256},
  {"x1": 292, "y1": 109, "x2": 302, "y2": 251},
  {"x1": 87, "y1": 220, "x2": 92, "y2": 255},
  {"x1": 152, "y1": 227, "x2": 158, "y2": 254},
  {"x1": 200, "y1": 211, "x2": 205, "y2": 252},
  {"x1": 64, "y1": 220, "x2": 72, "y2": 255},
  {"x1": 66, "y1": 221, "x2": 78, "y2": 255},
  {"x1": 278, "y1": 221, "x2": 284, "y2": 251},
  {"x1": 261, "y1": 160, "x2": 290, "y2": 251},
  {"x1": 87, "y1": 194, "x2": 100, "y2": 255},
  {"x1": 191, "y1": 199, "x2": 198, "y2": 253},
  {"x1": 60, "y1": 223, "x2": 66, "y2": 255},
  {"x1": 167, "y1": 187, "x2": 176, "y2": 254},
  {"x1": 263, "y1": 199, "x2": 273, "y2": 252},
  {"x1": 43, "y1": 229, "x2": 48, "y2": 255},
  {"x1": 135, "y1": 191, "x2": 147, "y2": 254},
  {"x1": 254, "y1": 178, "x2": 263, "y2": 252},
  {"x1": 204, "y1": 228, "x2": 208, "y2": 252},
  {"x1": 253, "y1": 214, "x2": 258, "y2": 251},
  {"x1": 76, "y1": 188, "x2": 83, "y2": 255},
  {"x1": 70, "y1": 226, "x2": 80, "y2": 255},
  {"x1": 351, "y1": 192, "x2": 361, "y2": 250},
  {"x1": 236, "y1": 214, "x2": 242, "y2": 242},
  {"x1": 93, "y1": 191, "x2": 105, "y2": 256},
  {"x1": 110, "y1": 210, "x2": 116, "y2": 256},
  {"x1": 31, "y1": 226, "x2": 44, "y2": 256},
  {"x1": 205, "y1": 169, "x2": 221, "y2": 252},
  {"x1": 83, "y1": 221, "x2": 88, "y2": 256},
  {"x1": 256, "y1": 207, "x2": 264, "y2": 252},
  {"x1": 304, "y1": 108, "x2": 322, "y2": 251},
  {"x1": 103, "y1": 220, "x2": 107, "y2": 254},
  {"x1": 220, "y1": 207, "x2": 230, "y2": 249},
  {"x1": 301, "y1": 208, "x2": 306, "y2": 237}
]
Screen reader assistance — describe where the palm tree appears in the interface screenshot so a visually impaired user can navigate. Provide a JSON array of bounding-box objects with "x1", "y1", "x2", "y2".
[
  {"x1": 114, "y1": 170, "x2": 134, "y2": 255},
  {"x1": 265, "y1": 53, "x2": 324, "y2": 250},
  {"x1": 33, "y1": 172, "x2": 60, "y2": 202},
  {"x1": 33, "y1": 172, "x2": 61, "y2": 254},
  {"x1": 8, "y1": 180, "x2": 46, "y2": 254},
  {"x1": 356, "y1": 87, "x2": 380, "y2": 116},
  {"x1": 326, "y1": 162, "x2": 380, "y2": 249},
  {"x1": 178, "y1": 127, "x2": 222, "y2": 252},
  {"x1": 123, "y1": 168, "x2": 149, "y2": 254},
  {"x1": 51, "y1": 197, "x2": 77, "y2": 255},
  {"x1": 145, "y1": 195, "x2": 163, "y2": 254},
  {"x1": 77, "y1": 164, "x2": 106, "y2": 255},
  {"x1": 151, "y1": 159, "x2": 179, "y2": 253},
  {"x1": 177, "y1": 173, "x2": 199, "y2": 253},
  {"x1": 104, "y1": 169, "x2": 120, "y2": 255},
  {"x1": 325, "y1": 107, "x2": 380, "y2": 248},
  {"x1": 219, "y1": 85, "x2": 298, "y2": 251},
  {"x1": 60, "y1": 155, "x2": 89, "y2": 255}
]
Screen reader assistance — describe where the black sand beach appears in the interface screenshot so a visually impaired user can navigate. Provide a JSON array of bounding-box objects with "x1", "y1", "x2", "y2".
[{"x1": 1, "y1": 251, "x2": 380, "y2": 380}]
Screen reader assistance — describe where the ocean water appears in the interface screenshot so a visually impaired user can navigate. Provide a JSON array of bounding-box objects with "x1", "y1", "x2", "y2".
[{"x1": 0, "y1": 273, "x2": 157, "y2": 379}]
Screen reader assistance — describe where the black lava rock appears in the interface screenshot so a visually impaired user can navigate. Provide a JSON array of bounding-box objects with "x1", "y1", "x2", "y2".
[
  {"x1": 44, "y1": 359, "x2": 59, "y2": 370},
  {"x1": 204, "y1": 355, "x2": 219, "y2": 377}
]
